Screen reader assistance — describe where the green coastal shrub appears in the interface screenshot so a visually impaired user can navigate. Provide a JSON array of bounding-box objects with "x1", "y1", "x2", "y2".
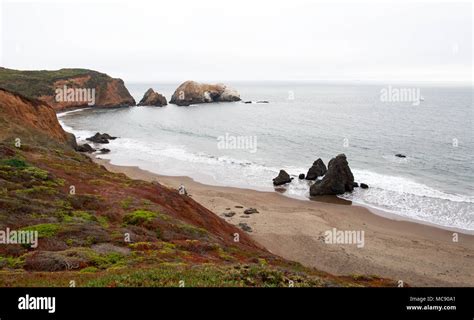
[
  {"x1": 2, "y1": 158, "x2": 27, "y2": 168},
  {"x1": 72, "y1": 211, "x2": 95, "y2": 221},
  {"x1": 63, "y1": 211, "x2": 97, "y2": 223},
  {"x1": 89, "y1": 252, "x2": 126, "y2": 269},
  {"x1": 21, "y1": 223, "x2": 60, "y2": 238},
  {"x1": 16, "y1": 185, "x2": 57, "y2": 196},
  {"x1": 177, "y1": 223, "x2": 208, "y2": 238},
  {"x1": 80, "y1": 266, "x2": 99, "y2": 273},
  {"x1": 120, "y1": 197, "x2": 133, "y2": 210},
  {"x1": 123, "y1": 210, "x2": 157, "y2": 225},
  {"x1": 22, "y1": 166, "x2": 49, "y2": 180},
  {"x1": 0, "y1": 256, "x2": 25, "y2": 269},
  {"x1": 97, "y1": 216, "x2": 109, "y2": 228}
]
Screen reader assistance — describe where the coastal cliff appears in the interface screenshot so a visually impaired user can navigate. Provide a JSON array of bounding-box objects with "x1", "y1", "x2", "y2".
[
  {"x1": 0, "y1": 68, "x2": 135, "y2": 111},
  {"x1": 0, "y1": 88, "x2": 71, "y2": 144}
]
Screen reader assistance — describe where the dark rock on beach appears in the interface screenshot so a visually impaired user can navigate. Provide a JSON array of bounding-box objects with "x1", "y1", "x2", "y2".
[
  {"x1": 101, "y1": 133, "x2": 116, "y2": 140},
  {"x1": 239, "y1": 223, "x2": 252, "y2": 232},
  {"x1": 360, "y1": 183, "x2": 369, "y2": 189},
  {"x1": 309, "y1": 154, "x2": 354, "y2": 196},
  {"x1": 65, "y1": 132, "x2": 78, "y2": 150},
  {"x1": 299, "y1": 173, "x2": 305, "y2": 179},
  {"x1": 138, "y1": 88, "x2": 167, "y2": 107},
  {"x1": 306, "y1": 158, "x2": 327, "y2": 180},
  {"x1": 244, "y1": 208, "x2": 259, "y2": 215},
  {"x1": 257, "y1": 100, "x2": 269, "y2": 103},
  {"x1": 353, "y1": 182, "x2": 359, "y2": 188},
  {"x1": 224, "y1": 211, "x2": 236, "y2": 217},
  {"x1": 273, "y1": 170, "x2": 292, "y2": 186},
  {"x1": 77, "y1": 144, "x2": 95, "y2": 153},
  {"x1": 395, "y1": 154, "x2": 406, "y2": 158},
  {"x1": 86, "y1": 132, "x2": 117, "y2": 144},
  {"x1": 98, "y1": 148, "x2": 110, "y2": 154}
]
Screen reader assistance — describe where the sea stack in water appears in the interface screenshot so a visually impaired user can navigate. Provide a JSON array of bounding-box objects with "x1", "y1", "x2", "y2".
[
  {"x1": 309, "y1": 154, "x2": 354, "y2": 196},
  {"x1": 170, "y1": 81, "x2": 240, "y2": 106},
  {"x1": 138, "y1": 88, "x2": 167, "y2": 107},
  {"x1": 273, "y1": 170, "x2": 292, "y2": 186},
  {"x1": 305, "y1": 158, "x2": 327, "y2": 180}
]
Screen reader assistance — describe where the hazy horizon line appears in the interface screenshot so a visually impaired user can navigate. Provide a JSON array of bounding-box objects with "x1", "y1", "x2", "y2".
[
  {"x1": 2, "y1": 65, "x2": 472, "y2": 87},
  {"x1": 125, "y1": 79, "x2": 473, "y2": 87}
]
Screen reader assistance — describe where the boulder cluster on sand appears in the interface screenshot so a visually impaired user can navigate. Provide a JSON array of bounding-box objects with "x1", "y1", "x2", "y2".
[
  {"x1": 77, "y1": 143, "x2": 95, "y2": 153},
  {"x1": 169, "y1": 81, "x2": 241, "y2": 106},
  {"x1": 244, "y1": 208, "x2": 259, "y2": 215},
  {"x1": 76, "y1": 144, "x2": 110, "y2": 154},
  {"x1": 86, "y1": 132, "x2": 117, "y2": 144},
  {"x1": 65, "y1": 132, "x2": 78, "y2": 150},
  {"x1": 239, "y1": 222, "x2": 252, "y2": 232},
  {"x1": 138, "y1": 88, "x2": 167, "y2": 107},
  {"x1": 77, "y1": 132, "x2": 117, "y2": 153},
  {"x1": 305, "y1": 158, "x2": 327, "y2": 180},
  {"x1": 272, "y1": 154, "x2": 369, "y2": 196},
  {"x1": 309, "y1": 154, "x2": 354, "y2": 196},
  {"x1": 272, "y1": 170, "x2": 292, "y2": 186}
]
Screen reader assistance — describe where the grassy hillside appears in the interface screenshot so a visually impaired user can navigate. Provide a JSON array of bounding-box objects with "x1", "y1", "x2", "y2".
[{"x1": 0, "y1": 67, "x2": 111, "y2": 99}]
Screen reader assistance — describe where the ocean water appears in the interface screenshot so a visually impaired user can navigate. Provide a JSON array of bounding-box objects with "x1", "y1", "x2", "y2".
[{"x1": 58, "y1": 82, "x2": 474, "y2": 231}]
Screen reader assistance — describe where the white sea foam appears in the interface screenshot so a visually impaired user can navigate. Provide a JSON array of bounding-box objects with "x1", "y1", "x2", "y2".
[
  {"x1": 341, "y1": 169, "x2": 474, "y2": 230},
  {"x1": 58, "y1": 121, "x2": 94, "y2": 142},
  {"x1": 57, "y1": 108, "x2": 89, "y2": 118},
  {"x1": 57, "y1": 109, "x2": 95, "y2": 142},
  {"x1": 96, "y1": 137, "x2": 282, "y2": 190},
  {"x1": 351, "y1": 169, "x2": 474, "y2": 203}
]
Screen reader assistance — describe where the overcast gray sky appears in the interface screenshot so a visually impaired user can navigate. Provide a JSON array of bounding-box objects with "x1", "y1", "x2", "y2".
[{"x1": 0, "y1": 0, "x2": 472, "y2": 83}]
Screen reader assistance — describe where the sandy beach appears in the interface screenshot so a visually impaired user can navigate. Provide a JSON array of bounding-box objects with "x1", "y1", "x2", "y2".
[{"x1": 92, "y1": 157, "x2": 474, "y2": 287}]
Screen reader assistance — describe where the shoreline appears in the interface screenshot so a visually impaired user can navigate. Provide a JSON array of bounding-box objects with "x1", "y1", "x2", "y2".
[
  {"x1": 345, "y1": 201, "x2": 474, "y2": 236},
  {"x1": 90, "y1": 154, "x2": 473, "y2": 236},
  {"x1": 91, "y1": 155, "x2": 474, "y2": 287},
  {"x1": 56, "y1": 106, "x2": 474, "y2": 235}
]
